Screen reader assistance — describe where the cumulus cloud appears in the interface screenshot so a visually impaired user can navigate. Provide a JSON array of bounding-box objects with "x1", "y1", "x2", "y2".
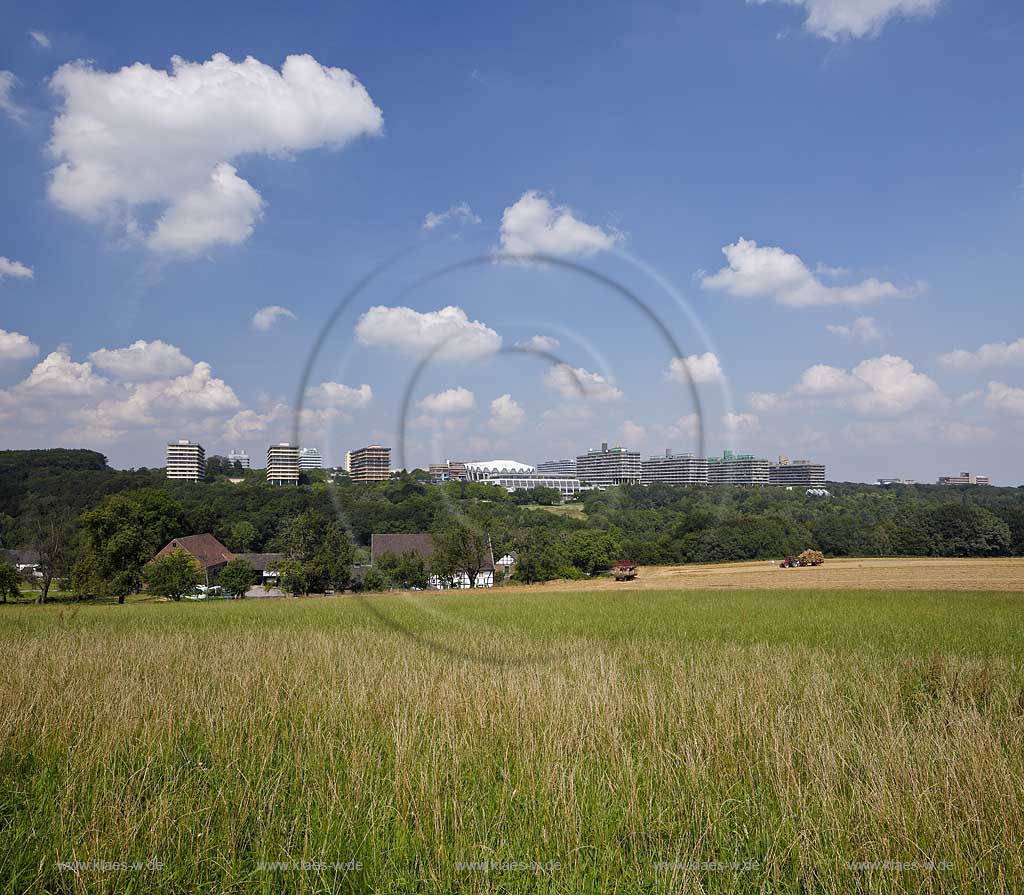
[
  {"x1": 46, "y1": 53, "x2": 383, "y2": 255},
  {"x1": 748, "y1": 391, "x2": 783, "y2": 411},
  {"x1": 88, "y1": 339, "x2": 194, "y2": 380},
  {"x1": 516, "y1": 335, "x2": 560, "y2": 353},
  {"x1": 422, "y1": 202, "x2": 480, "y2": 231},
  {"x1": 17, "y1": 348, "x2": 108, "y2": 397},
  {"x1": 252, "y1": 305, "x2": 297, "y2": 331},
  {"x1": 29, "y1": 31, "x2": 51, "y2": 48},
  {"x1": 749, "y1": 0, "x2": 940, "y2": 40},
  {"x1": 700, "y1": 238, "x2": 919, "y2": 307},
  {"x1": 985, "y1": 381, "x2": 1024, "y2": 416},
  {"x1": 826, "y1": 316, "x2": 881, "y2": 342},
  {"x1": 722, "y1": 412, "x2": 759, "y2": 433},
  {"x1": 653, "y1": 413, "x2": 701, "y2": 442},
  {"x1": 488, "y1": 394, "x2": 525, "y2": 432},
  {"x1": 544, "y1": 364, "x2": 622, "y2": 401},
  {"x1": 796, "y1": 355, "x2": 942, "y2": 414},
  {"x1": 355, "y1": 305, "x2": 501, "y2": 361},
  {"x1": 0, "y1": 257, "x2": 33, "y2": 280},
  {"x1": 941, "y1": 422, "x2": 995, "y2": 444},
  {"x1": 222, "y1": 402, "x2": 290, "y2": 441},
  {"x1": 667, "y1": 352, "x2": 724, "y2": 384},
  {"x1": 939, "y1": 337, "x2": 1024, "y2": 371},
  {"x1": 621, "y1": 420, "x2": 646, "y2": 445},
  {"x1": 304, "y1": 381, "x2": 372, "y2": 410},
  {"x1": 498, "y1": 190, "x2": 622, "y2": 258},
  {"x1": 0, "y1": 71, "x2": 26, "y2": 123},
  {"x1": 0, "y1": 329, "x2": 40, "y2": 362},
  {"x1": 418, "y1": 387, "x2": 476, "y2": 415}
]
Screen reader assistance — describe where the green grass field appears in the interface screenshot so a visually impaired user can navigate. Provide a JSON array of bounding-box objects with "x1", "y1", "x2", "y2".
[{"x1": 2, "y1": 589, "x2": 1023, "y2": 894}]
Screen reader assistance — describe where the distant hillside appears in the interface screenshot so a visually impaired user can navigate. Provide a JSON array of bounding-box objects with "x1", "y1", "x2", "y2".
[{"x1": 0, "y1": 449, "x2": 163, "y2": 545}]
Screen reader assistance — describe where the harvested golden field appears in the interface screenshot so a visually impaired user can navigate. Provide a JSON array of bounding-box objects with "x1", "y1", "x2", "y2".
[{"x1": 515, "y1": 556, "x2": 1024, "y2": 592}]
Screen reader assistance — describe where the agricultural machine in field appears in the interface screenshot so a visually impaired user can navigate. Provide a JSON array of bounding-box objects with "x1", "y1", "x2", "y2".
[
  {"x1": 613, "y1": 560, "x2": 638, "y2": 581},
  {"x1": 780, "y1": 550, "x2": 825, "y2": 569}
]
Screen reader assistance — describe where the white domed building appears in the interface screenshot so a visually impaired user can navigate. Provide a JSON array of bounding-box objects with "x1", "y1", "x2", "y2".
[{"x1": 465, "y1": 460, "x2": 536, "y2": 480}]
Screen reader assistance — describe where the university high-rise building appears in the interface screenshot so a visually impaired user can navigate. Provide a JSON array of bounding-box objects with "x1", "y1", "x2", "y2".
[
  {"x1": 298, "y1": 447, "x2": 323, "y2": 470},
  {"x1": 227, "y1": 449, "x2": 250, "y2": 469},
  {"x1": 348, "y1": 445, "x2": 391, "y2": 483},
  {"x1": 537, "y1": 458, "x2": 577, "y2": 477},
  {"x1": 428, "y1": 459, "x2": 469, "y2": 483},
  {"x1": 937, "y1": 472, "x2": 990, "y2": 485},
  {"x1": 707, "y1": 450, "x2": 769, "y2": 486},
  {"x1": 576, "y1": 442, "x2": 641, "y2": 487},
  {"x1": 641, "y1": 450, "x2": 708, "y2": 486},
  {"x1": 267, "y1": 443, "x2": 300, "y2": 485},
  {"x1": 768, "y1": 456, "x2": 826, "y2": 487},
  {"x1": 165, "y1": 440, "x2": 205, "y2": 482}
]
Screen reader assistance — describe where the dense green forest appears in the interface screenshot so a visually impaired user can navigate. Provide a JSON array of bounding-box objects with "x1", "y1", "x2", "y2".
[{"x1": 2, "y1": 449, "x2": 1022, "y2": 596}]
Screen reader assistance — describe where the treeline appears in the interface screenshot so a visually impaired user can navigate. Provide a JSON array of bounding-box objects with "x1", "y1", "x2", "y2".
[{"x1": 1, "y1": 450, "x2": 1022, "y2": 603}]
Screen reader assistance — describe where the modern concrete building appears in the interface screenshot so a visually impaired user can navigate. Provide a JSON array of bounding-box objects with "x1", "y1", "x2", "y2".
[
  {"x1": 537, "y1": 458, "x2": 577, "y2": 477},
  {"x1": 266, "y1": 443, "x2": 300, "y2": 485},
  {"x1": 165, "y1": 440, "x2": 206, "y2": 482},
  {"x1": 429, "y1": 459, "x2": 469, "y2": 483},
  {"x1": 465, "y1": 460, "x2": 535, "y2": 481},
  {"x1": 483, "y1": 473, "x2": 588, "y2": 497},
  {"x1": 298, "y1": 447, "x2": 323, "y2": 470},
  {"x1": 576, "y1": 443, "x2": 641, "y2": 487},
  {"x1": 348, "y1": 445, "x2": 391, "y2": 483},
  {"x1": 768, "y1": 456, "x2": 826, "y2": 487},
  {"x1": 938, "y1": 472, "x2": 991, "y2": 486},
  {"x1": 641, "y1": 450, "x2": 709, "y2": 486},
  {"x1": 877, "y1": 478, "x2": 916, "y2": 486},
  {"x1": 226, "y1": 449, "x2": 250, "y2": 469},
  {"x1": 707, "y1": 450, "x2": 769, "y2": 486}
]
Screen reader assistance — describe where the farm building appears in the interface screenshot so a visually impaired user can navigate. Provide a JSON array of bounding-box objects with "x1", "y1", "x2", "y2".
[{"x1": 370, "y1": 533, "x2": 495, "y2": 589}]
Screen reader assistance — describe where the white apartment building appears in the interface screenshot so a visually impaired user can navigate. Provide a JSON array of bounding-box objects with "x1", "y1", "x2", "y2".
[
  {"x1": 227, "y1": 449, "x2": 250, "y2": 469},
  {"x1": 348, "y1": 445, "x2": 391, "y2": 483},
  {"x1": 536, "y1": 458, "x2": 577, "y2": 477},
  {"x1": 576, "y1": 443, "x2": 641, "y2": 487},
  {"x1": 768, "y1": 456, "x2": 826, "y2": 487},
  {"x1": 267, "y1": 443, "x2": 300, "y2": 485},
  {"x1": 937, "y1": 472, "x2": 991, "y2": 485},
  {"x1": 298, "y1": 447, "x2": 323, "y2": 470},
  {"x1": 707, "y1": 450, "x2": 769, "y2": 486},
  {"x1": 641, "y1": 450, "x2": 709, "y2": 486},
  {"x1": 165, "y1": 440, "x2": 205, "y2": 482}
]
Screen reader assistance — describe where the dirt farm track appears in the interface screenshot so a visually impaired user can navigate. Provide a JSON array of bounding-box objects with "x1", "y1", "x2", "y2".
[{"x1": 514, "y1": 557, "x2": 1024, "y2": 592}]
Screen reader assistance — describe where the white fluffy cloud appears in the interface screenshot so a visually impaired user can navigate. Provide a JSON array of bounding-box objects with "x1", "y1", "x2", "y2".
[
  {"x1": 0, "y1": 329, "x2": 40, "y2": 361},
  {"x1": 252, "y1": 305, "x2": 297, "y2": 331},
  {"x1": 796, "y1": 355, "x2": 942, "y2": 414},
  {"x1": 667, "y1": 352, "x2": 724, "y2": 384},
  {"x1": 985, "y1": 381, "x2": 1024, "y2": 416},
  {"x1": 88, "y1": 339, "x2": 194, "y2": 380},
  {"x1": 700, "y1": 238, "x2": 918, "y2": 307},
  {"x1": 488, "y1": 394, "x2": 525, "y2": 432},
  {"x1": 750, "y1": 0, "x2": 940, "y2": 40},
  {"x1": 498, "y1": 191, "x2": 621, "y2": 258},
  {"x1": 304, "y1": 381, "x2": 372, "y2": 410},
  {"x1": 422, "y1": 203, "x2": 481, "y2": 231},
  {"x1": 516, "y1": 335, "x2": 561, "y2": 353},
  {"x1": 29, "y1": 31, "x2": 51, "y2": 48},
  {"x1": 418, "y1": 387, "x2": 476, "y2": 415},
  {"x1": 47, "y1": 53, "x2": 383, "y2": 255},
  {"x1": 544, "y1": 364, "x2": 622, "y2": 401},
  {"x1": 18, "y1": 348, "x2": 108, "y2": 397},
  {"x1": 826, "y1": 316, "x2": 881, "y2": 342},
  {"x1": 0, "y1": 257, "x2": 33, "y2": 280},
  {"x1": 939, "y1": 337, "x2": 1024, "y2": 371},
  {"x1": 654, "y1": 413, "x2": 702, "y2": 442},
  {"x1": 723, "y1": 412, "x2": 760, "y2": 433},
  {"x1": 748, "y1": 391, "x2": 783, "y2": 411},
  {"x1": 356, "y1": 305, "x2": 501, "y2": 361},
  {"x1": 621, "y1": 420, "x2": 647, "y2": 445},
  {"x1": 941, "y1": 422, "x2": 995, "y2": 444},
  {"x1": 0, "y1": 71, "x2": 25, "y2": 123}
]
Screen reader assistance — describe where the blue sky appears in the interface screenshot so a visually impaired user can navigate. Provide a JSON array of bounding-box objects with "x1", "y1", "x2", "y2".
[{"x1": 1, "y1": 0, "x2": 1023, "y2": 482}]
